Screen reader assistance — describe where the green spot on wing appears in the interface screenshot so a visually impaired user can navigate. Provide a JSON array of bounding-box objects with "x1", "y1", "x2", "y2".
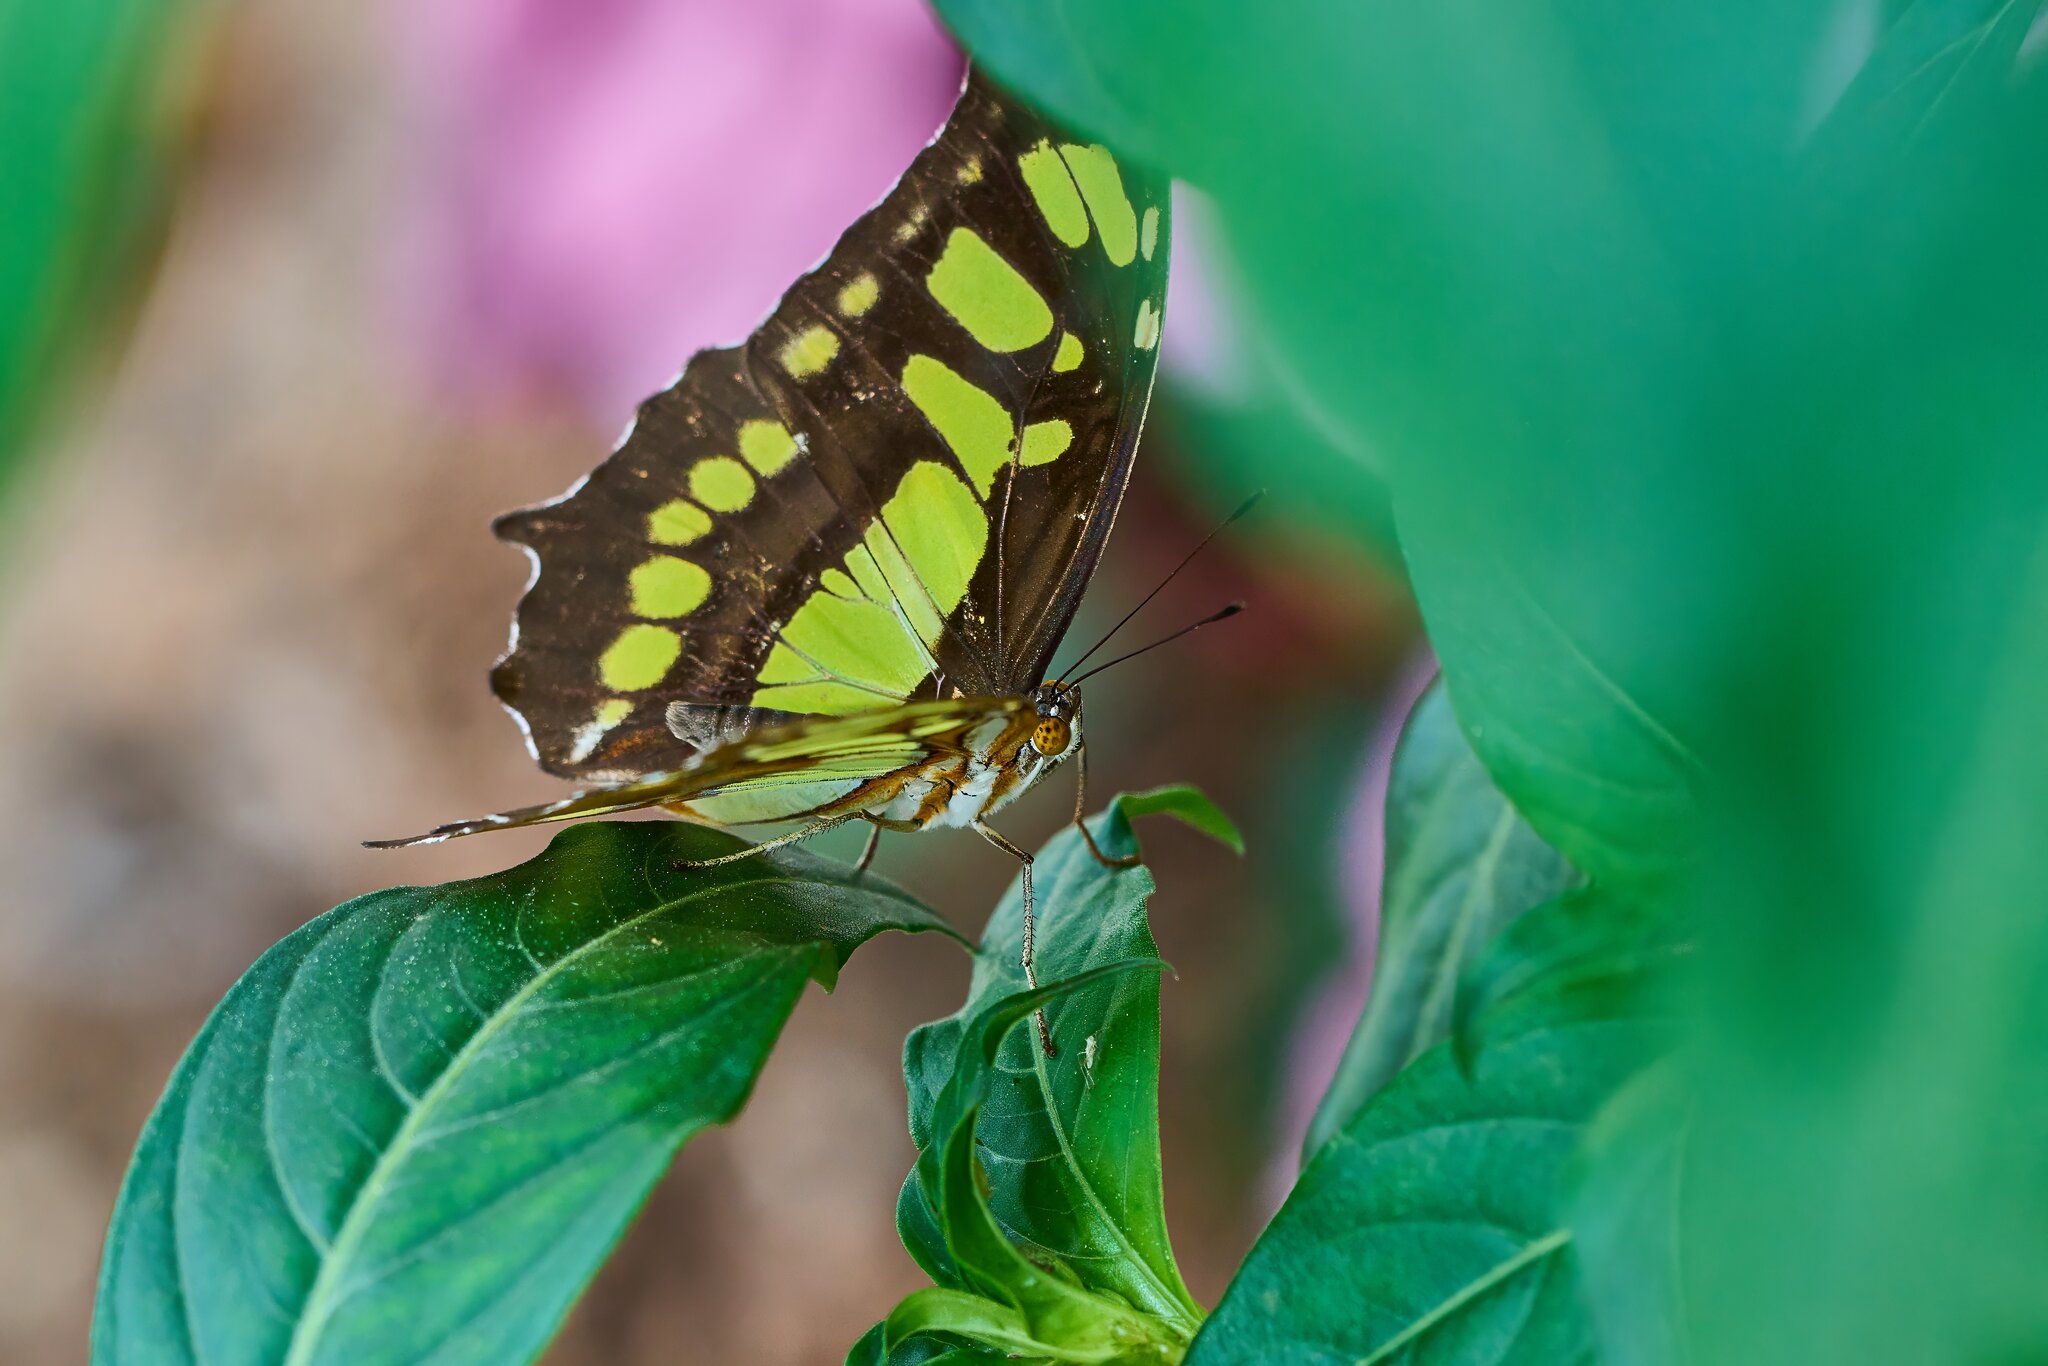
[
  {"x1": 1020, "y1": 419, "x2": 1072, "y2": 466},
  {"x1": 737, "y1": 420, "x2": 800, "y2": 476},
  {"x1": 1019, "y1": 140, "x2": 1090, "y2": 248},
  {"x1": 1134, "y1": 299, "x2": 1161, "y2": 350},
  {"x1": 628, "y1": 556, "x2": 711, "y2": 619},
  {"x1": 690, "y1": 456, "x2": 755, "y2": 512},
  {"x1": 748, "y1": 680, "x2": 891, "y2": 713},
  {"x1": 1060, "y1": 144, "x2": 1138, "y2": 267},
  {"x1": 779, "y1": 324, "x2": 840, "y2": 376},
  {"x1": 689, "y1": 778, "x2": 867, "y2": 825},
  {"x1": 925, "y1": 227, "x2": 1054, "y2": 353},
  {"x1": 647, "y1": 498, "x2": 711, "y2": 547},
  {"x1": 750, "y1": 462, "x2": 986, "y2": 715},
  {"x1": 599, "y1": 624, "x2": 681, "y2": 691},
  {"x1": 759, "y1": 555, "x2": 927, "y2": 704},
  {"x1": 1053, "y1": 332, "x2": 1084, "y2": 373},
  {"x1": 837, "y1": 272, "x2": 880, "y2": 317},
  {"x1": 878, "y1": 461, "x2": 985, "y2": 618},
  {"x1": 903, "y1": 354, "x2": 1013, "y2": 496}
]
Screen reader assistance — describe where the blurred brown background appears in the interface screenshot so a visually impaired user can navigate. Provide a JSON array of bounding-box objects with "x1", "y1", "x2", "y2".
[{"x1": 0, "y1": 1, "x2": 1415, "y2": 1360}]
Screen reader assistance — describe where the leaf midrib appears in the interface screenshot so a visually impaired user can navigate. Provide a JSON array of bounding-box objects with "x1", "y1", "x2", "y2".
[
  {"x1": 1354, "y1": 1227, "x2": 1570, "y2": 1366},
  {"x1": 277, "y1": 873, "x2": 867, "y2": 1365},
  {"x1": 1503, "y1": 570, "x2": 1700, "y2": 778},
  {"x1": 1022, "y1": 836, "x2": 1202, "y2": 1337},
  {"x1": 1411, "y1": 804, "x2": 1520, "y2": 1056}
]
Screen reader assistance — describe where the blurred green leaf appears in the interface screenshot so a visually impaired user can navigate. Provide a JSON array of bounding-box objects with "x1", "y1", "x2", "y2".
[
  {"x1": 943, "y1": 1, "x2": 1714, "y2": 893},
  {"x1": 1307, "y1": 681, "x2": 1580, "y2": 1155},
  {"x1": 1565, "y1": 1064, "x2": 1690, "y2": 1366},
  {"x1": 1396, "y1": 526, "x2": 1707, "y2": 893},
  {"x1": 949, "y1": 4, "x2": 2048, "y2": 1360},
  {"x1": 1161, "y1": 372, "x2": 1398, "y2": 573},
  {"x1": 0, "y1": 0, "x2": 206, "y2": 522},
  {"x1": 1188, "y1": 920, "x2": 1666, "y2": 1365},
  {"x1": 1453, "y1": 883, "x2": 1688, "y2": 1070},
  {"x1": 93, "y1": 822, "x2": 956, "y2": 1366},
  {"x1": 898, "y1": 790, "x2": 1229, "y2": 1338},
  {"x1": 1154, "y1": 198, "x2": 1397, "y2": 561}
]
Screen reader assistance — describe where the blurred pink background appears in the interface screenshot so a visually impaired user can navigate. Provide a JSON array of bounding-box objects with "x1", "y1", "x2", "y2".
[{"x1": 395, "y1": 0, "x2": 964, "y2": 420}]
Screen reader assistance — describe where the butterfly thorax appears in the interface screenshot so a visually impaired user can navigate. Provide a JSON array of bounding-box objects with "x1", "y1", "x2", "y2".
[{"x1": 862, "y1": 682, "x2": 1082, "y2": 830}]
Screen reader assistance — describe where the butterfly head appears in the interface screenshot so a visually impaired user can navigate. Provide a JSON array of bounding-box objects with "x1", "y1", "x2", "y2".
[{"x1": 1028, "y1": 680, "x2": 1083, "y2": 759}]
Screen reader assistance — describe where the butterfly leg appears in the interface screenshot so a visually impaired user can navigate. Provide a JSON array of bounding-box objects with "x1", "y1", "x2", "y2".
[
  {"x1": 853, "y1": 813, "x2": 920, "y2": 873},
  {"x1": 1072, "y1": 743, "x2": 1140, "y2": 870},
  {"x1": 973, "y1": 819, "x2": 1056, "y2": 1059},
  {"x1": 854, "y1": 820, "x2": 884, "y2": 874},
  {"x1": 670, "y1": 815, "x2": 849, "y2": 871}
]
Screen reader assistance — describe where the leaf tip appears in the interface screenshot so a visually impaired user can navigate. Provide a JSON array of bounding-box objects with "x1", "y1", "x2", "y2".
[{"x1": 1114, "y1": 784, "x2": 1245, "y2": 855}]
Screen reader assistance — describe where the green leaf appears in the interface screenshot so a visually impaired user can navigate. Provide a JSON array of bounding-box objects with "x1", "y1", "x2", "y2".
[
  {"x1": 1396, "y1": 531, "x2": 1707, "y2": 894},
  {"x1": 1, "y1": 0, "x2": 207, "y2": 523},
  {"x1": 1187, "y1": 948, "x2": 1665, "y2": 1365},
  {"x1": 848, "y1": 1320, "x2": 1008, "y2": 1365},
  {"x1": 897, "y1": 963, "x2": 1185, "y2": 1364},
  {"x1": 1114, "y1": 783, "x2": 1244, "y2": 854},
  {"x1": 93, "y1": 821, "x2": 956, "y2": 1366},
  {"x1": 1453, "y1": 883, "x2": 1688, "y2": 1071},
  {"x1": 1157, "y1": 227, "x2": 1398, "y2": 560},
  {"x1": 1307, "y1": 682, "x2": 1579, "y2": 1154},
  {"x1": 899, "y1": 791, "x2": 1223, "y2": 1339},
  {"x1": 848, "y1": 1323, "x2": 886, "y2": 1366},
  {"x1": 1564, "y1": 1064, "x2": 1690, "y2": 1366},
  {"x1": 885, "y1": 1289, "x2": 1034, "y2": 1355}
]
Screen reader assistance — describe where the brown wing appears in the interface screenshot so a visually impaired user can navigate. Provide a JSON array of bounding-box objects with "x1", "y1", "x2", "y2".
[{"x1": 488, "y1": 69, "x2": 1171, "y2": 783}]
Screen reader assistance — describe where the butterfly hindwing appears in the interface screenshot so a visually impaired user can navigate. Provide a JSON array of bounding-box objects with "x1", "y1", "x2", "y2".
[
  {"x1": 492, "y1": 348, "x2": 842, "y2": 779},
  {"x1": 367, "y1": 698, "x2": 1025, "y2": 846},
  {"x1": 490, "y1": 70, "x2": 1170, "y2": 784}
]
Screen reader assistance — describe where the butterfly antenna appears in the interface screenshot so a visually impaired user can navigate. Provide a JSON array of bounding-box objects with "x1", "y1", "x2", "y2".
[
  {"x1": 1068, "y1": 602, "x2": 1245, "y2": 687},
  {"x1": 1057, "y1": 490, "x2": 1262, "y2": 681}
]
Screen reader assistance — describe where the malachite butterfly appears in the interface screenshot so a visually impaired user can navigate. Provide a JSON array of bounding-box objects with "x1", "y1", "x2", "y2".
[{"x1": 375, "y1": 69, "x2": 1171, "y2": 1033}]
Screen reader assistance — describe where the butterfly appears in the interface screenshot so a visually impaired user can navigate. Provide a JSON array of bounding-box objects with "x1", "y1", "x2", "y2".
[{"x1": 373, "y1": 69, "x2": 1174, "y2": 1052}]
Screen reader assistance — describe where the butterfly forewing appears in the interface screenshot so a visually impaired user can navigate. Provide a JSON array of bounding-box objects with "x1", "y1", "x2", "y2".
[{"x1": 489, "y1": 69, "x2": 1170, "y2": 786}]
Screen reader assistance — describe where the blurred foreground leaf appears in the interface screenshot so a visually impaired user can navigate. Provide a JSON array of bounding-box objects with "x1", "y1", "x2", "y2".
[
  {"x1": 0, "y1": 0, "x2": 209, "y2": 524},
  {"x1": 94, "y1": 822, "x2": 954, "y2": 1366},
  {"x1": 1307, "y1": 681, "x2": 1579, "y2": 1154},
  {"x1": 1454, "y1": 882, "x2": 1686, "y2": 1069},
  {"x1": 1565, "y1": 1064, "x2": 1690, "y2": 1366},
  {"x1": 946, "y1": 3, "x2": 2048, "y2": 1360},
  {"x1": 945, "y1": 0, "x2": 1714, "y2": 893}
]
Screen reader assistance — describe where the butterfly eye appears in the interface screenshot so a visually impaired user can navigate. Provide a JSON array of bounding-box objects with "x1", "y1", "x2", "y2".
[{"x1": 1031, "y1": 716, "x2": 1072, "y2": 757}]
